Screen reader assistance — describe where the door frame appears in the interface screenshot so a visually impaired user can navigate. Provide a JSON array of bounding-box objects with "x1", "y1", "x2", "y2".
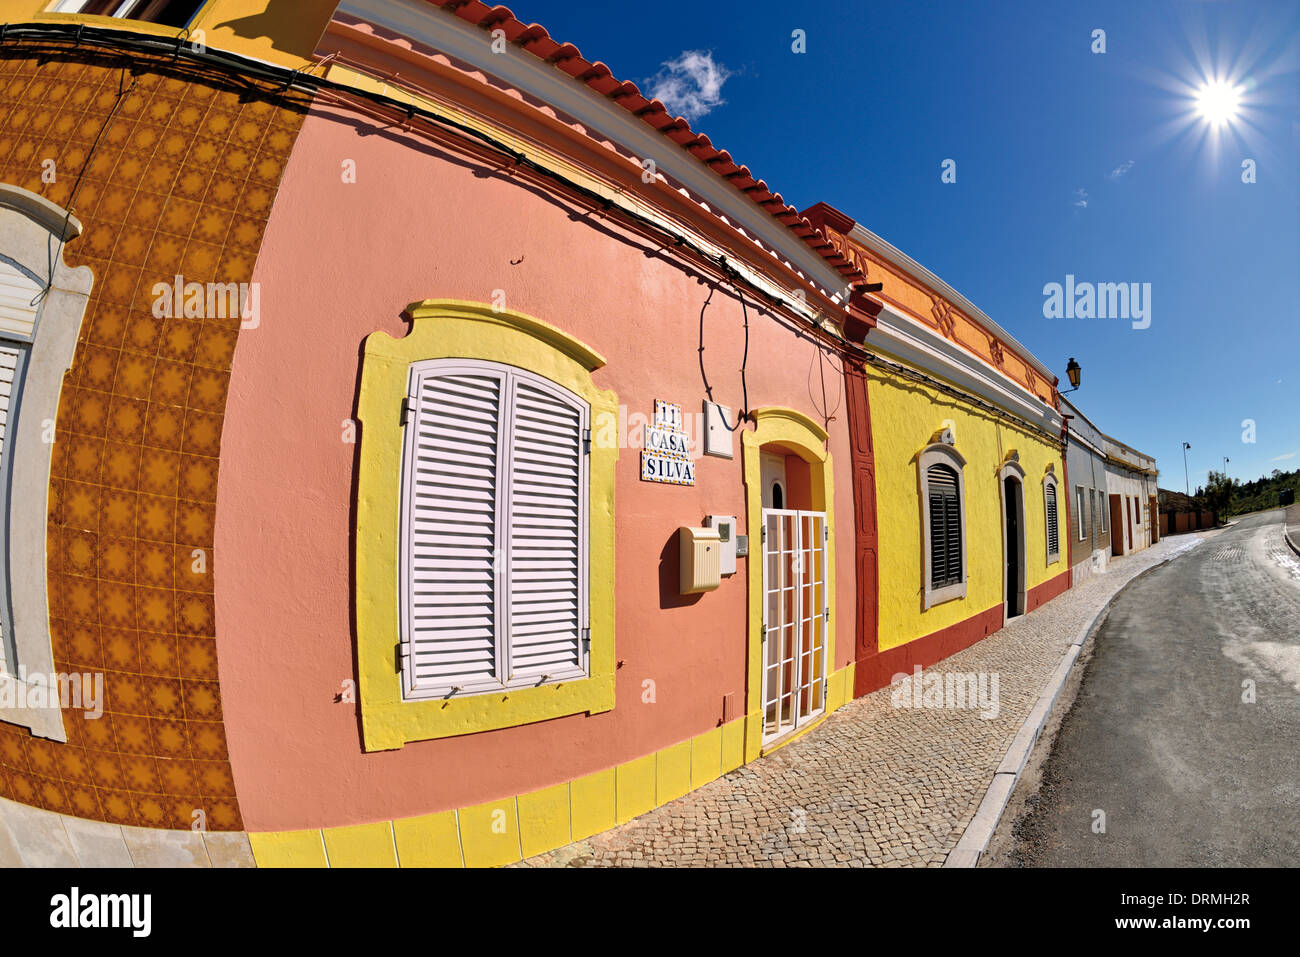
[
  {"x1": 998, "y1": 457, "x2": 1027, "y2": 621},
  {"x1": 759, "y1": 508, "x2": 829, "y2": 745},
  {"x1": 742, "y1": 407, "x2": 836, "y2": 762},
  {"x1": 1109, "y1": 494, "x2": 1124, "y2": 554}
]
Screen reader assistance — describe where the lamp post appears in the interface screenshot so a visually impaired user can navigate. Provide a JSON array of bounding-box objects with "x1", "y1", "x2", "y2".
[
  {"x1": 1060, "y1": 357, "x2": 1082, "y2": 395},
  {"x1": 1183, "y1": 442, "x2": 1191, "y2": 498}
]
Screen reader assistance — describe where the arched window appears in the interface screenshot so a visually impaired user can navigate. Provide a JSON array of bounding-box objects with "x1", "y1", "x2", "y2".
[
  {"x1": 0, "y1": 186, "x2": 93, "y2": 741},
  {"x1": 918, "y1": 442, "x2": 967, "y2": 608}
]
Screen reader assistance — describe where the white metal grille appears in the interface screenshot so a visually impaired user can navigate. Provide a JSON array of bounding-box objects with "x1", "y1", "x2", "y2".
[{"x1": 762, "y1": 509, "x2": 828, "y2": 742}]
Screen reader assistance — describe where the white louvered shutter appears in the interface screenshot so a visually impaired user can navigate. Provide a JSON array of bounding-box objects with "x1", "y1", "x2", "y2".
[
  {"x1": 399, "y1": 361, "x2": 590, "y2": 701},
  {"x1": 0, "y1": 342, "x2": 22, "y2": 670},
  {"x1": 505, "y1": 377, "x2": 586, "y2": 682},
  {"x1": 0, "y1": 344, "x2": 20, "y2": 464},
  {"x1": 402, "y1": 367, "x2": 506, "y2": 696},
  {"x1": 0, "y1": 259, "x2": 41, "y2": 341}
]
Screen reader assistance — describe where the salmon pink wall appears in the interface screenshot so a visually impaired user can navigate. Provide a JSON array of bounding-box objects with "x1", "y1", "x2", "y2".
[{"x1": 215, "y1": 103, "x2": 856, "y2": 832}]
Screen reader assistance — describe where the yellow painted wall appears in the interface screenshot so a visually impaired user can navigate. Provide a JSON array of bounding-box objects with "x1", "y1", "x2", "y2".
[
  {"x1": 1, "y1": 1, "x2": 336, "y2": 68},
  {"x1": 866, "y1": 362, "x2": 1065, "y2": 652}
]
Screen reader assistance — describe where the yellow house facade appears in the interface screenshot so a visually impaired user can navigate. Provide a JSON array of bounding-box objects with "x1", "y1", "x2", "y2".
[{"x1": 805, "y1": 204, "x2": 1070, "y2": 694}]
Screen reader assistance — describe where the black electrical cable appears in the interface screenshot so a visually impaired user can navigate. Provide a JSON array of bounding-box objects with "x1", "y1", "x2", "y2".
[
  {"x1": 736, "y1": 287, "x2": 750, "y2": 424},
  {"x1": 0, "y1": 22, "x2": 1067, "y2": 448},
  {"x1": 33, "y1": 61, "x2": 136, "y2": 307},
  {"x1": 0, "y1": 22, "x2": 819, "y2": 321}
]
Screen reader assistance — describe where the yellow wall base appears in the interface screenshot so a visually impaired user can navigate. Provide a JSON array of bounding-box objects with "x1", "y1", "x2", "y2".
[{"x1": 249, "y1": 663, "x2": 855, "y2": 867}]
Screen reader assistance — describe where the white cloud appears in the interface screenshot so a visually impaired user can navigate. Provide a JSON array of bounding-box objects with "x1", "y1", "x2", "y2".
[
  {"x1": 1072, "y1": 188, "x2": 1089, "y2": 208},
  {"x1": 1270, "y1": 450, "x2": 1298, "y2": 461},
  {"x1": 1108, "y1": 159, "x2": 1135, "y2": 180},
  {"x1": 645, "y1": 50, "x2": 732, "y2": 122}
]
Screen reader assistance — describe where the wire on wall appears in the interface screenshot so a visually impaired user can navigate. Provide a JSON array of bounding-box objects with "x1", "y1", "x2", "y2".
[
  {"x1": 32, "y1": 62, "x2": 136, "y2": 307},
  {"x1": 0, "y1": 23, "x2": 1067, "y2": 450}
]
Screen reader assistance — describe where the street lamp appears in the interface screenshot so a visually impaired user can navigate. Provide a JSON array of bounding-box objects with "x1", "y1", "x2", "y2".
[
  {"x1": 1060, "y1": 357, "x2": 1082, "y2": 394},
  {"x1": 1183, "y1": 442, "x2": 1191, "y2": 498}
]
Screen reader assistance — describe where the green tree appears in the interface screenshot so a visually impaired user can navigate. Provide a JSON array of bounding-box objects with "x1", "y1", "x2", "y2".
[{"x1": 1204, "y1": 470, "x2": 1235, "y2": 519}]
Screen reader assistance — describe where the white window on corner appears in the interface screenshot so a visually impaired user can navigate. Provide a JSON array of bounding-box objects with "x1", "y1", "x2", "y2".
[
  {"x1": 48, "y1": 1, "x2": 205, "y2": 28},
  {"x1": 0, "y1": 257, "x2": 39, "y2": 674},
  {"x1": 399, "y1": 359, "x2": 591, "y2": 701}
]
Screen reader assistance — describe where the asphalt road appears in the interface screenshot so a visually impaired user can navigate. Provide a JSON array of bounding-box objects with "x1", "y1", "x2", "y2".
[{"x1": 1007, "y1": 509, "x2": 1300, "y2": 866}]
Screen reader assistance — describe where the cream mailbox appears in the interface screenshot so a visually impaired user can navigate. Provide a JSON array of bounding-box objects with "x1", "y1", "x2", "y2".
[{"x1": 679, "y1": 526, "x2": 722, "y2": 594}]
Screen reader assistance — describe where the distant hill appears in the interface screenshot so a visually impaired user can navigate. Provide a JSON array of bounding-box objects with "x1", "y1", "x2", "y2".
[{"x1": 1221, "y1": 467, "x2": 1299, "y2": 517}]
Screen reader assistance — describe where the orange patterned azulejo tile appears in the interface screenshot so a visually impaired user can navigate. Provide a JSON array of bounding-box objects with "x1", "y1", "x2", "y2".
[{"x1": 0, "y1": 47, "x2": 308, "y2": 830}]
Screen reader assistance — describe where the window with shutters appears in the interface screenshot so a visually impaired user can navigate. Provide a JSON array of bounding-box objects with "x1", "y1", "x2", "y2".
[
  {"x1": 1043, "y1": 473, "x2": 1060, "y2": 563},
  {"x1": 46, "y1": 1, "x2": 206, "y2": 28},
  {"x1": 927, "y1": 465, "x2": 962, "y2": 587},
  {"x1": 399, "y1": 359, "x2": 589, "y2": 700},
  {"x1": 0, "y1": 271, "x2": 33, "y2": 675},
  {"x1": 0, "y1": 186, "x2": 93, "y2": 741},
  {"x1": 918, "y1": 442, "x2": 967, "y2": 609},
  {"x1": 354, "y1": 299, "x2": 617, "y2": 750}
]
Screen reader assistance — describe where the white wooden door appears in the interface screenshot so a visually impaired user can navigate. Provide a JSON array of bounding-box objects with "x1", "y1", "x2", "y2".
[{"x1": 761, "y1": 509, "x2": 828, "y2": 743}]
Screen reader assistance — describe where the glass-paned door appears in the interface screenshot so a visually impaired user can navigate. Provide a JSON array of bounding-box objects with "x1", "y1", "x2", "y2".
[{"x1": 762, "y1": 509, "x2": 828, "y2": 743}]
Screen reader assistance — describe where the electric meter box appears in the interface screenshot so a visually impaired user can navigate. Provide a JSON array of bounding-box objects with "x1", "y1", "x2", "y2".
[
  {"x1": 679, "y1": 526, "x2": 722, "y2": 594},
  {"x1": 703, "y1": 401, "x2": 734, "y2": 458},
  {"x1": 706, "y1": 515, "x2": 738, "y2": 575}
]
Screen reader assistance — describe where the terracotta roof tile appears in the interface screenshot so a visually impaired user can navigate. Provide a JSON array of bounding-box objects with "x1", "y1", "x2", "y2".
[{"x1": 421, "y1": 0, "x2": 865, "y2": 288}]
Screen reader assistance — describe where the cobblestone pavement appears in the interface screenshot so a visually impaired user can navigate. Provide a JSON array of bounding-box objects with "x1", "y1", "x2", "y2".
[{"x1": 518, "y1": 533, "x2": 1211, "y2": 867}]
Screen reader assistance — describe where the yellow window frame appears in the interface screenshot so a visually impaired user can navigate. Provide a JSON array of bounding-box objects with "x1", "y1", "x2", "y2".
[{"x1": 356, "y1": 300, "x2": 618, "y2": 750}]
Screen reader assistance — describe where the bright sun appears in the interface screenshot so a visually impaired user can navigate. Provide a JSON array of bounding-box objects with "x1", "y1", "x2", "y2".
[{"x1": 1194, "y1": 79, "x2": 1241, "y2": 127}]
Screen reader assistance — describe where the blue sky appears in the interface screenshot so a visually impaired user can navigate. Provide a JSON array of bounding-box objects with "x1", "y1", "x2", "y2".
[{"x1": 513, "y1": 0, "x2": 1299, "y2": 492}]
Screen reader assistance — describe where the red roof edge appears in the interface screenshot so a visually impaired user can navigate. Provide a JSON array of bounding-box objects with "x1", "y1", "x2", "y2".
[
  {"x1": 801, "y1": 201, "x2": 857, "y2": 237},
  {"x1": 421, "y1": 0, "x2": 867, "y2": 292}
]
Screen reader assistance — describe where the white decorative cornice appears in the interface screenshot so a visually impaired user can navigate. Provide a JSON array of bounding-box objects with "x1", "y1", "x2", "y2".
[
  {"x1": 848, "y1": 222, "x2": 1054, "y2": 382},
  {"x1": 870, "y1": 303, "x2": 1061, "y2": 433}
]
